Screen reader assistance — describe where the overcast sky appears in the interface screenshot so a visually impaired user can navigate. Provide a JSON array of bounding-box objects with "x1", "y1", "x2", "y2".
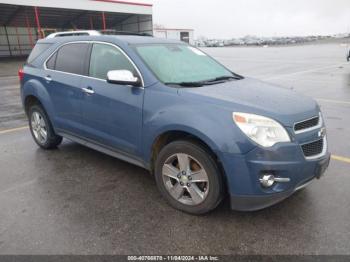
[{"x1": 140, "y1": 0, "x2": 350, "y2": 38}]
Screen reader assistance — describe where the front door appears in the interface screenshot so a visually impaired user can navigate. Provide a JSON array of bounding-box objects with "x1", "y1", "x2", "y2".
[{"x1": 80, "y1": 43, "x2": 144, "y2": 156}]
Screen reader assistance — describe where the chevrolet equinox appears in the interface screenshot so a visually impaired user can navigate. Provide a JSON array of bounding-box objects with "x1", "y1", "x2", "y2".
[{"x1": 20, "y1": 32, "x2": 330, "y2": 214}]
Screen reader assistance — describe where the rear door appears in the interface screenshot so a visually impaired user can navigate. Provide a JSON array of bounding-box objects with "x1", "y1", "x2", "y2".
[
  {"x1": 45, "y1": 42, "x2": 90, "y2": 134},
  {"x1": 79, "y1": 42, "x2": 144, "y2": 156}
]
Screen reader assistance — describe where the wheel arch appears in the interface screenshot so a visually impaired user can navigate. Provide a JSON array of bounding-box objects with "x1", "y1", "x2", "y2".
[
  {"x1": 24, "y1": 95, "x2": 43, "y2": 115},
  {"x1": 149, "y1": 129, "x2": 228, "y2": 193},
  {"x1": 22, "y1": 79, "x2": 55, "y2": 121}
]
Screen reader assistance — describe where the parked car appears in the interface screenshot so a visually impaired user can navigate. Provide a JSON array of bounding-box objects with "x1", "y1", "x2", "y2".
[{"x1": 20, "y1": 32, "x2": 330, "y2": 214}]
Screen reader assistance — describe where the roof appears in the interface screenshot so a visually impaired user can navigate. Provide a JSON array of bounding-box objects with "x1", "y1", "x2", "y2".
[
  {"x1": 0, "y1": 0, "x2": 152, "y2": 15},
  {"x1": 92, "y1": 0, "x2": 152, "y2": 7},
  {"x1": 38, "y1": 34, "x2": 184, "y2": 45},
  {"x1": 115, "y1": 35, "x2": 184, "y2": 44},
  {"x1": 0, "y1": 3, "x2": 152, "y2": 30}
]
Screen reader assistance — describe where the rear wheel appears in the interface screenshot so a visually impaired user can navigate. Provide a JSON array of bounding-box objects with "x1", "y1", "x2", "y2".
[
  {"x1": 28, "y1": 104, "x2": 62, "y2": 149},
  {"x1": 155, "y1": 140, "x2": 223, "y2": 215}
]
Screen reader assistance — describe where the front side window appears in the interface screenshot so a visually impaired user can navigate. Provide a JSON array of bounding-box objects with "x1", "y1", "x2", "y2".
[
  {"x1": 135, "y1": 44, "x2": 235, "y2": 84},
  {"x1": 55, "y1": 43, "x2": 89, "y2": 75},
  {"x1": 89, "y1": 43, "x2": 136, "y2": 80}
]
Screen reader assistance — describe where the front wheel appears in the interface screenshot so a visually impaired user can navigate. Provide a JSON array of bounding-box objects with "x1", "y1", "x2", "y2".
[
  {"x1": 28, "y1": 104, "x2": 62, "y2": 149},
  {"x1": 154, "y1": 140, "x2": 223, "y2": 215}
]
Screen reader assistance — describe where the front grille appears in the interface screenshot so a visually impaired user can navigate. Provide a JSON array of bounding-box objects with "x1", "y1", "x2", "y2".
[
  {"x1": 301, "y1": 138, "x2": 324, "y2": 157},
  {"x1": 294, "y1": 116, "x2": 319, "y2": 132}
]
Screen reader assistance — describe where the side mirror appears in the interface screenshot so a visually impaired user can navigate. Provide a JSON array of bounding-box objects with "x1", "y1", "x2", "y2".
[{"x1": 106, "y1": 70, "x2": 141, "y2": 87}]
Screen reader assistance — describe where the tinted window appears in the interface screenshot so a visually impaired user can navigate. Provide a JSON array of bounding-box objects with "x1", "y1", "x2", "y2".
[
  {"x1": 27, "y1": 43, "x2": 52, "y2": 64},
  {"x1": 89, "y1": 43, "x2": 135, "y2": 80},
  {"x1": 46, "y1": 52, "x2": 57, "y2": 70},
  {"x1": 55, "y1": 43, "x2": 89, "y2": 75}
]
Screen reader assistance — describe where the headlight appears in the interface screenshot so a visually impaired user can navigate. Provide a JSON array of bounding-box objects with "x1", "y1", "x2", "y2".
[{"x1": 233, "y1": 112, "x2": 290, "y2": 147}]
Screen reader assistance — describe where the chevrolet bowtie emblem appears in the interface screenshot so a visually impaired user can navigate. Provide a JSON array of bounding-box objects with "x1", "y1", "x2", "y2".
[{"x1": 318, "y1": 127, "x2": 326, "y2": 138}]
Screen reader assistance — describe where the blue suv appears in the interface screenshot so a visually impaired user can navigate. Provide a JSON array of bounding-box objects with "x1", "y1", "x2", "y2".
[{"x1": 20, "y1": 32, "x2": 330, "y2": 214}]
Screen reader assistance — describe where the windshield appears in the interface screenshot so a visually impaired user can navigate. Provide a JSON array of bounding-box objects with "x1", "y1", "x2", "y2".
[{"x1": 135, "y1": 44, "x2": 238, "y2": 85}]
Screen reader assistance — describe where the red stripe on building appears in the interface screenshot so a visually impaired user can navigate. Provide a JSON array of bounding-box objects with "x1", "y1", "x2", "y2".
[
  {"x1": 34, "y1": 6, "x2": 43, "y2": 39},
  {"x1": 102, "y1": 12, "x2": 106, "y2": 30},
  {"x1": 91, "y1": 0, "x2": 153, "y2": 7}
]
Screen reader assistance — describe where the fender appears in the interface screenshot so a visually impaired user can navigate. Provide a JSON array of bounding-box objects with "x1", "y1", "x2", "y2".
[
  {"x1": 141, "y1": 102, "x2": 256, "y2": 164},
  {"x1": 22, "y1": 77, "x2": 56, "y2": 127},
  {"x1": 145, "y1": 123, "x2": 221, "y2": 160}
]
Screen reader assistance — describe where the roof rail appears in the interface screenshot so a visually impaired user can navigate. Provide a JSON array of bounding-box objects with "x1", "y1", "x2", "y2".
[
  {"x1": 100, "y1": 30, "x2": 153, "y2": 37},
  {"x1": 46, "y1": 30, "x2": 101, "y2": 39},
  {"x1": 46, "y1": 30, "x2": 153, "y2": 39}
]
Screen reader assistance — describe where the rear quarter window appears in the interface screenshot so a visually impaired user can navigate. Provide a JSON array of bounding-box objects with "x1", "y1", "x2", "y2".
[
  {"x1": 46, "y1": 52, "x2": 57, "y2": 70},
  {"x1": 27, "y1": 43, "x2": 52, "y2": 64}
]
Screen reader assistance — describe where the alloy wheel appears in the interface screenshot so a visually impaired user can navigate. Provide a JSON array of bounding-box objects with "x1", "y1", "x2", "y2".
[
  {"x1": 162, "y1": 153, "x2": 209, "y2": 205},
  {"x1": 31, "y1": 111, "x2": 48, "y2": 144}
]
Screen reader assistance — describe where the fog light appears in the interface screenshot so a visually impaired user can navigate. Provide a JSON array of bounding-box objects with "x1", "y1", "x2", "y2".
[{"x1": 260, "y1": 174, "x2": 275, "y2": 188}]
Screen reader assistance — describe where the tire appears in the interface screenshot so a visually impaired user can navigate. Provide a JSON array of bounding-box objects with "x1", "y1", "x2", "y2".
[
  {"x1": 154, "y1": 140, "x2": 223, "y2": 215},
  {"x1": 28, "y1": 104, "x2": 62, "y2": 149}
]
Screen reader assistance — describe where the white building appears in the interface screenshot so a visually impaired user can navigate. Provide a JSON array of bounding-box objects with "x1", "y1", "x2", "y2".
[
  {"x1": 0, "y1": 0, "x2": 153, "y2": 57},
  {"x1": 154, "y1": 27, "x2": 194, "y2": 45}
]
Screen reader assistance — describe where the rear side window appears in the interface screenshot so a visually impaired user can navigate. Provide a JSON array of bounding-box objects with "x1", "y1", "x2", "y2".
[
  {"x1": 89, "y1": 43, "x2": 135, "y2": 80},
  {"x1": 27, "y1": 43, "x2": 52, "y2": 64},
  {"x1": 55, "y1": 43, "x2": 89, "y2": 75}
]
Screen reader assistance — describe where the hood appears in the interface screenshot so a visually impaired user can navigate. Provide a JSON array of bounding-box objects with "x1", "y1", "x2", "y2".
[{"x1": 177, "y1": 78, "x2": 319, "y2": 127}]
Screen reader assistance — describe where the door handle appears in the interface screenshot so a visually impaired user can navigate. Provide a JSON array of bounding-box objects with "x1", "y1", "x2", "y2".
[
  {"x1": 44, "y1": 75, "x2": 52, "y2": 83},
  {"x1": 82, "y1": 87, "x2": 95, "y2": 95}
]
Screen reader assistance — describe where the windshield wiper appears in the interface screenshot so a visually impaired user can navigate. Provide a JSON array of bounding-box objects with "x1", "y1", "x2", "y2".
[
  {"x1": 165, "y1": 75, "x2": 243, "y2": 87},
  {"x1": 165, "y1": 81, "x2": 205, "y2": 87},
  {"x1": 205, "y1": 75, "x2": 242, "y2": 82}
]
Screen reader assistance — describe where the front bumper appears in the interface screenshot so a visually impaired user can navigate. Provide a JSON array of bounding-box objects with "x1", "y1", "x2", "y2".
[
  {"x1": 229, "y1": 159, "x2": 329, "y2": 211},
  {"x1": 218, "y1": 139, "x2": 330, "y2": 211}
]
